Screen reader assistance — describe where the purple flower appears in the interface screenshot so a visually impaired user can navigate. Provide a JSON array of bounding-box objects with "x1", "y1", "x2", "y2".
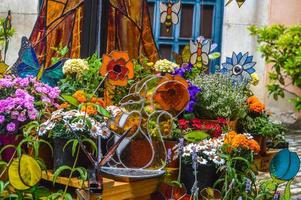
[
  {"x1": 191, "y1": 146, "x2": 198, "y2": 170},
  {"x1": 273, "y1": 192, "x2": 280, "y2": 200},
  {"x1": 0, "y1": 115, "x2": 5, "y2": 124},
  {"x1": 11, "y1": 111, "x2": 19, "y2": 119},
  {"x1": 28, "y1": 109, "x2": 38, "y2": 120},
  {"x1": 185, "y1": 84, "x2": 201, "y2": 112},
  {"x1": 245, "y1": 178, "x2": 251, "y2": 193},
  {"x1": 17, "y1": 113, "x2": 27, "y2": 122},
  {"x1": 6, "y1": 122, "x2": 16, "y2": 132},
  {"x1": 173, "y1": 63, "x2": 193, "y2": 77},
  {"x1": 166, "y1": 148, "x2": 172, "y2": 164}
]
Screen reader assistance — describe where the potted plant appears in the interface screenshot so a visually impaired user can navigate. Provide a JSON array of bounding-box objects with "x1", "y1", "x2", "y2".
[
  {"x1": 238, "y1": 95, "x2": 286, "y2": 155},
  {"x1": 181, "y1": 137, "x2": 225, "y2": 193},
  {"x1": 192, "y1": 74, "x2": 248, "y2": 131},
  {"x1": 216, "y1": 131, "x2": 260, "y2": 199},
  {"x1": 0, "y1": 75, "x2": 60, "y2": 161},
  {"x1": 38, "y1": 109, "x2": 110, "y2": 173}
]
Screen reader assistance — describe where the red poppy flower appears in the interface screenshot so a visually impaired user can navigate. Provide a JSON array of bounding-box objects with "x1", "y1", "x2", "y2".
[{"x1": 100, "y1": 51, "x2": 134, "y2": 86}]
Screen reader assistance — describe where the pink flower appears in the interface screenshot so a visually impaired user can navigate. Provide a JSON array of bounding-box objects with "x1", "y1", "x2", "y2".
[
  {"x1": 17, "y1": 114, "x2": 27, "y2": 122},
  {"x1": 0, "y1": 115, "x2": 5, "y2": 124},
  {"x1": 11, "y1": 111, "x2": 19, "y2": 119},
  {"x1": 6, "y1": 122, "x2": 16, "y2": 132}
]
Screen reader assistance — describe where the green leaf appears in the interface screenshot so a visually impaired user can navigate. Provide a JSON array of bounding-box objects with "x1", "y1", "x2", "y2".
[
  {"x1": 281, "y1": 180, "x2": 293, "y2": 200},
  {"x1": 72, "y1": 140, "x2": 79, "y2": 157},
  {"x1": 60, "y1": 46, "x2": 69, "y2": 56},
  {"x1": 96, "y1": 105, "x2": 110, "y2": 117},
  {"x1": 64, "y1": 193, "x2": 73, "y2": 200},
  {"x1": 74, "y1": 167, "x2": 88, "y2": 181},
  {"x1": 63, "y1": 139, "x2": 75, "y2": 153},
  {"x1": 184, "y1": 131, "x2": 209, "y2": 143},
  {"x1": 82, "y1": 138, "x2": 98, "y2": 156},
  {"x1": 209, "y1": 52, "x2": 221, "y2": 59},
  {"x1": 61, "y1": 94, "x2": 79, "y2": 106},
  {"x1": 52, "y1": 165, "x2": 72, "y2": 186}
]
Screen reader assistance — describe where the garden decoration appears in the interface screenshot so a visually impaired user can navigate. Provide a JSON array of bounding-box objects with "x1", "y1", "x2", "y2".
[
  {"x1": 270, "y1": 149, "x2": 300, "y2": 181},
  {"x1": 12, "y1": 37, "x2": 66, "y2": 86},
  {"x1": 225, "y1": 0, "x2": 247, "y2": 8},
  {"x1": 257, "y1": 149, "x2": 301, "y2": 200},
  {"x1": 189, "y1": 37, "x2": 218, "y2": 71},
  {"x1": 220, "y1": 52, "x2": 256, "y2": 85},
  {"x1": 103, "y1": 75, "x2": 189, "y2": 180},
  {"x1": 0, "y1": 11, "x2": 14, "y2": 77},
  {"x1": 100, "y1": 51, "x2": 134, "y2": 106},
  {"x1": 160, "y1": 0, "x2": 182, "y2": 32},
  {"x1": 8, "y1": 154, "x2": 42, "y2": 190},
  {"x1": 64, "y1": 121, "x2": 133, "y2": 195},
  {"x1": 158, "y1": 138, "x2": 188, "y2": 200},
  {"x1": 0, "y1": 10, "x2": 14, "y2": 62}
]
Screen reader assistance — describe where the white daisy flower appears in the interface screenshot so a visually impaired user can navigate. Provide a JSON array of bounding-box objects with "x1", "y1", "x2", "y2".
[{"x1": 198, "y1": 157, "x2": 208, "y2": 165}]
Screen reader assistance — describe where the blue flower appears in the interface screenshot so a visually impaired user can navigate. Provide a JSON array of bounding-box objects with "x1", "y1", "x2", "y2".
[{"x1": 221, "y1": 52, "x2": 256, "y2": 84}]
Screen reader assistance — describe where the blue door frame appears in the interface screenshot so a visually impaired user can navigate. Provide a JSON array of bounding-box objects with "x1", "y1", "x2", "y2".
[{"x1": 148, "y1": 0, "x2": 224, "y2": 72}]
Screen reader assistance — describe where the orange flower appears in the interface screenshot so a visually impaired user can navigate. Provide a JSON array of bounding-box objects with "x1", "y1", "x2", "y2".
[
  {"x1": 224, "y1": 131, "x2": 237, "y2": 144},
  {"x1": 90, "y1": 97, "x2": 97, "y2": 103},
  {"x1": 247, "y1": 96, "x2": 259, "y2": 105},
  {"x1": 153, "y1": 75, "x2": 189, "y2": 116},
  {"x1": 81, "y1": 104, "x2": 97, "y2": 115},
  {"x1": 96, "y1": 98, "x2": 106, "y2": 107},
  {"x1": 248, "y1": 139, "x2": 260, "y2": 153},
  {"x1": 58, "y1": 102, "x2": 70, "y2": 109},
  {"x1": 249, "y1": 102, "x2": 265, "y2": 113},
  {"x1": 73, "y1": 90, "x2": 87, "y2": 103},
  {"x1": 100, "y1": 51, "x2": 134, "y2": 86},
  {"x1": 231, "y1": 134, "x2": 249, "y2": 149}
]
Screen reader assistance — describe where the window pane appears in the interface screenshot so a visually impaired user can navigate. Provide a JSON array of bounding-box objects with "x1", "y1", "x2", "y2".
[
  {"x1": 200, "y1": 5, "x2": 213, "y2": 39},
  {"x1": 160, "y1": 23, "x2": 173, "y2": 37},
  {"x1": 180, "y1": 4, "x2": 194, "y2": 38},
  {"x1": 159, "y1": 44, "x2": 172, "y2": 59},
  {"x1": 147, "y1": 2, "x2": 155, "y2": 26}
]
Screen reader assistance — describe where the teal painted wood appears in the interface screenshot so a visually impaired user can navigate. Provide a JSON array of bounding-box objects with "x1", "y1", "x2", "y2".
[{"x1": 148, "y1": 0, "x2": 224, "y2": 72}]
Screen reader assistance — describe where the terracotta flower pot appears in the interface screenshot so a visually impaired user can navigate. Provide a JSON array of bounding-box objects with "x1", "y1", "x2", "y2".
[{"x1": 253, "y1": 135, "x2": 267, "y2": 155}]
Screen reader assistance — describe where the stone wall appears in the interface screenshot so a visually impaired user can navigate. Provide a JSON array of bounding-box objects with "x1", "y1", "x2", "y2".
[{"x1": 0, "y1": 0, "x2": 39, "y2": 66}]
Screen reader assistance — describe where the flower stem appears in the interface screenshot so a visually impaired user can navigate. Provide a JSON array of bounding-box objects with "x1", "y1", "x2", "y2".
[{"x1": 63, "y1": 145, "x2": 80, "y2": 195}]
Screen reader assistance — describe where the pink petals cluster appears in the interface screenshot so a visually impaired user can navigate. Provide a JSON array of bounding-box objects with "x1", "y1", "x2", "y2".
[{"x1": 0, "y1": 75, "x2": 60, "y2": 133}]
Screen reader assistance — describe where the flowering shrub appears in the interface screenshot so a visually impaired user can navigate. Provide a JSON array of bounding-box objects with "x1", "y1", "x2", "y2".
[
  {"x1": 192, "y1": 74, "x2": 248, "y2": 120},
  {"x1": 39, "y1": 109, "x2": 110, "y2": 139},
  {"x1": 182, "y1": 137, "x2": 225, "y2": 166},
  {"x1": 153, "y1": 59, "x2": 179, "y2": 73},
  {"x1": 0, "y1": 76, "x2": 60, "y2": 134},
  {"x1": 223, "y1": 131, "x2": 260, "y2": 153}
]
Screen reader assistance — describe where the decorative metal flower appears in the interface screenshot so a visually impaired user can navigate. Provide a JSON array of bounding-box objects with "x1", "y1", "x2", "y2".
[
  {"x1": 100, "y1": 51, "x2": 134, "y2": 86},
  {"x1": 221, "y1": 52, "x2": 256, "y2": 84}
]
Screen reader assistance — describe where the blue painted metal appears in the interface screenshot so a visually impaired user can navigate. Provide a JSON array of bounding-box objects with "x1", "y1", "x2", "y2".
[{"x1": 148, "y1": 0, "x2": 224, "y2": 72}]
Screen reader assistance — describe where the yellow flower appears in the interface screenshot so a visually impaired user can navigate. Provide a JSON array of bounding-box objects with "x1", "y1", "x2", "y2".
[
  {"x1": 251, "y1": 73, "x2": 259, "y2": 86},
  {"x1": 62, "y1": 59, "x2": 88, "y2": 78},
  {"x1": 153, "y1": 59, "x2": 178, "y2": 73}
]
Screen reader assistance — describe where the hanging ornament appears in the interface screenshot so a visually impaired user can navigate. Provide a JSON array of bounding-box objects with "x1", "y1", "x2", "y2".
[
  {"x1": 226, "y1": 0, "x2": 247, "y2": 8},
  {"x1": 160, "y1": 0, "x2": 181, "y2": 32}
]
